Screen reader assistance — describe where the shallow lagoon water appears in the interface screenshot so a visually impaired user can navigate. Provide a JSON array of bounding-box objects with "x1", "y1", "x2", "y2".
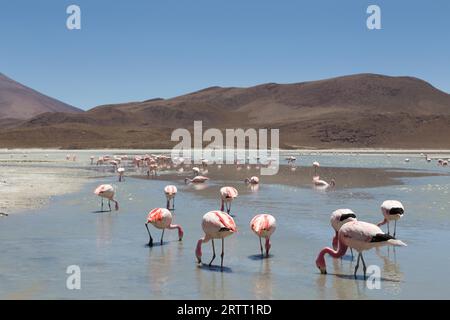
[{"x1": 1, "y1": 150, "x2": 450, "y2": 299}]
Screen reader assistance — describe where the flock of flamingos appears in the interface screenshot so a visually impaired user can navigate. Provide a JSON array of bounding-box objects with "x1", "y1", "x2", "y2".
[{"x1": 83, "y1": 152, "x2": 449, "y2": 279}]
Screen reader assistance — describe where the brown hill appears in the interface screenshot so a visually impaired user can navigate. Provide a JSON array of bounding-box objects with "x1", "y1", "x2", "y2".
[
  {"x1": 1, "y1": 73, "x2": 450, "y2": 149},
  {"x1": 0, "y1": 73, "x2": 82, "y2": 120}
]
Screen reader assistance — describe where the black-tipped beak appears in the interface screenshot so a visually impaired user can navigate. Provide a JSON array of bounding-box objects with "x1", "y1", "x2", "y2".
[{"x1": 319, "y1": 267, "x2": 327, "y2": 274}]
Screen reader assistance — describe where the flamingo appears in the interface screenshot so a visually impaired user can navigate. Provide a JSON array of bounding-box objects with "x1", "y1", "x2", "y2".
[
  {"x1": 330, "y1": 209, "x2": 357, "y2": 257},
  {"x1": 164, "y1": 185, "x2": 178, "y2": 210},
  {"x1": 195, "y1": 211, "x2": 237, "y2": 270},
  {"x1": 192, "y1": 167, "x2": 200, "y2": 176},
  {"x1": 250, "y1": 214, "x2": 276, "y2": 257},
  {"x1": 313, "y1": 176, "x2": 335, "y2": 189},
  {"x1": 145, "y1": 208, "x2": 184, "y2": 247},
  {"x1": 377, "y1": 200, "x2": 404, "y2": 237},
  {"x1": 244, "y1": 176, "x2": 259, "y2": 185},
  {"x1": 286, "y1": 156, "x2": 296, "y2": 164},
  {"x1": 315, "y1": 220, "x2": 407, "y2": 279},
  {"x1": 219, "y1": 186, "x2": 238, "y2": 214},
  {"x1": 185, "y1": 176, "x2": 209, "y2": 184},
  {"x1": 94, "y1": 184, "x2": 119, "y2": 211},
  {"x1": 313, "y1": 161, "x2": 320, "y2": 176},
  {"x1": 117, "y1": 167, "x2": 125, "y2": 182}
]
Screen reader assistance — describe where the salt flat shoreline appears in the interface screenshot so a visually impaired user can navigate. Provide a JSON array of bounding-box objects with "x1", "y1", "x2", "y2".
[{"x1": 0, "y1": 166, "x2": 91, "y2": 215}]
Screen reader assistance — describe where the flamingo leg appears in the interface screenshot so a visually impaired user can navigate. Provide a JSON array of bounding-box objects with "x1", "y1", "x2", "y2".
[
  {"x1": 393, "y1": 220, "x2": 397, "y2": 237},
  {"x1": 145, "y1": 224, "x2": 153, "y2": 247},
  {"x1": 259, "y1": 237, "x2": 263, "y2": 257},
  {"x1": 354, "y1": 252, "x2": 361, "y2": 278},
  {"x1": 350, "y1": 248, "x2": 354, "y2": 259},
  {"x1": 108, "y1": 200, "x2": 111, "y2": 212},
  {"x1": 360, "y1": 253, "x2": 367, "y2": 280},
  {"x1": 160, "y1": 229, "x2": 165, "y2": 245},
  {"x1": 209, "y1": 239, "x2": 216, "y2": 266},
  {"x1": 220, "y1": 238, "x2": 225, "y2": 271},
  {"x1": 387, "y1": 221, "x2": 390, "y2": 235},
  {"x1": 101, "y1": 198, "x2": 104, "y2": 211}
]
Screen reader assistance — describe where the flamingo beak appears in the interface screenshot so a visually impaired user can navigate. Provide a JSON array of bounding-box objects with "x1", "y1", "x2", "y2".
[{"x1": 319, "y1": 267, "x2": 327, "y2": 274}]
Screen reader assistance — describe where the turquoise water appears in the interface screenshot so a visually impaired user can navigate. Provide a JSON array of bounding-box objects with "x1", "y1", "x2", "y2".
[{"x1": 0, "y1": 150, "x2": 449, "y2": 299}]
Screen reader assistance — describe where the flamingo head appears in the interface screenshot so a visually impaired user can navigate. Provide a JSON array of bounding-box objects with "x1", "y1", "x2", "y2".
[
  {"x1": 315, "y1": 253, "x2": 327, "y2": 274},
  {"x1": 195, "y1": 239, "x2": 203, "y2": 264},
  {"x1": 177, "y1": 226, "x2": 184, "y2": 241},
  {"x1": 330, "y1": 179, "x2": 336, "y2": 187}
]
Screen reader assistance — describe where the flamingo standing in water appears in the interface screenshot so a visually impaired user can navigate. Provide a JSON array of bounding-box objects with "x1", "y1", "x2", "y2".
[
  {"x1": 145, "y1": 208, "x2": 184, "y2": 247},
  {"x1": 195, "y1": 211, "x2": 237, "y2": 270},
  {"x1": 330, "y1": 209, "x2": 357, "y2": 257},
  {"x1": 192, "y1": 167, "x2": 200, "y2": 176},
  {"x1": 244, "y1": 176, "x2": 259, "y2": 185},
  {"x1": 250, "y1": 214, "x2": 276, "y2": 257},
  {"x1": 94, "y1": 184, "x2": 119, "y2": 211},
  {"x1": 117, "y1": 167, "x2": 125, "y2": 182},
  {"x1": 219, "y1": 186, "x2": 238, "y2": 215},
  {"x1": 164, "y1": 185, "x2": 177, "y2": 210},
  {"x1": 377, "y1": 200, "x2": 404, "y2": 237},
  {"x1": 315, "y1": 220, "x2": 406, "y2": 279},
  {"x1": 185, "y1": 176, "x2": 209, "y2": 184},
  {"x1": 313, "y1": 161, "x2": 320, "y2": 176}
]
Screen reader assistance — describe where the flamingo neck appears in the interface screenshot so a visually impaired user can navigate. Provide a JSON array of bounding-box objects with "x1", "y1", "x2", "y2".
[
  {"x1": 195, "y1": 239, "x2": 203, "y2": 260},
  {"x1": 332, "y1": 231, "x2": 338, "y2": 250},
  {"x1": 315, "y1": 240, "x2": 348, "y2": 271},
  {"x1": 169, "y1": 224, "x2": 184, "y2": 240}
]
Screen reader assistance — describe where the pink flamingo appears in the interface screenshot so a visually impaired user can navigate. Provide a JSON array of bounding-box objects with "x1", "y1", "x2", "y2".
[
  {"x1": 316, "y1": 220, "x2": 406, "y2": 279},
  {"x1": 195, "y1": 211, "x2": 237, "y2": 270},
  {"x1": 145, "y1": 208, "x2": 184, "y2": 247},
  {"x1": 117, "y1": 167, "x2": 125, "y2": 182},
  {"x1": 164, "y1": 185, "x2": 178, "y2": 210},
  {"x1": 313, "y1": 176, "x2": 336, "y2": 188},
  {"x1": 330, "y1": 209, "x2": 357, "y2": 257},
  {"x1": 94, "y1": 184, "x2": 119, "y2": 211},
  {"x1": 220, "y1": 186, "x2": 238, "y2": 214},
  {"x1": 313, "y1": 161, "x2": 320, "y2": 176},
  {"x1": 185, "y1": 175, "x2": 209, "y2": 184},
  {"x1": 377, "y1": 200, "x2": 404, "y2": 237},
  {"x1": 244, "y1": 176, "x2": 259, "y2": 185},
  {"x1": 250, "y1": 214, "x2": 276, "y2": 257}
]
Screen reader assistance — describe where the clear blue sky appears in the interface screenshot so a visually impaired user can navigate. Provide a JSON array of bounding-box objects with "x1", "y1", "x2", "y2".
[{"x1": 0, "y1": 0, "x2": 449, "y2": 110}]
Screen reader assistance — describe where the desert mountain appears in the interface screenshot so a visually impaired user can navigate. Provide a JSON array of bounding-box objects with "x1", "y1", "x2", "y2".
[
  {"x1": 0, "y1": 73, "x2": 82, "y2": 120},
  {"x1": 1, "y1": 73, "x2": 450, "y2": 149}
]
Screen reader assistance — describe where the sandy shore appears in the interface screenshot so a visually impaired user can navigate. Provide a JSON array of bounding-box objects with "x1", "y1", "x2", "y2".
[{"x1": 0, "y1": 166, "x2": 91, "y2": 215}]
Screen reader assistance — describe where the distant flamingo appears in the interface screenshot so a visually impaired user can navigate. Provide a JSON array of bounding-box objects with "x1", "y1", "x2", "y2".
[
  {"x1": 90, "y1": 156, "x2": 95, "y2": 165},
  {"x1": 117, "y1": 167, "x2": 125, "y2": 182},
  {"x1": 145, "y1": 208, "x2": 184, "y2": 247},
  {"x1": 313, "y1": 161, "x2": 320, "y2": 176},
  {"x1": 185, "y1": 176, "x2": 209, "y2": 184},
  {"x1": 286, "y1": 156, "x2": 296, "y2": 164},
  {"x1": 377, "y1": 200, "x2": 404, "y2": 237},
  {"x1": 250, "y1": 214, "x2": 276, "y2": 257},
  {"x1": 94, "y1": 184, "x2": 119, "y2": 211},
  {"x1": 219, "y1": 186, "x2": 238, "y2": 214},
  {"x1": 164, "y1": 185, "x2": 178, "y2": 210},
  {"x1": 196, "y1": 211, "x2": 237, "y2": 270},
  {"x1": 330, "y1": 209, "x2": 357, "y2": 257},
  {"x1": 192, "y1": 167, "x2": 200, "y2": 176},
  {"x1": 244, "y1": 176, "x2": 259, "y2": 185},
  {"x1": 313, "y1": 176, "x2": 335, "y2": 189},
  {"x1": 315, "y1": 220, "x2": 407, "y2": 279}
]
